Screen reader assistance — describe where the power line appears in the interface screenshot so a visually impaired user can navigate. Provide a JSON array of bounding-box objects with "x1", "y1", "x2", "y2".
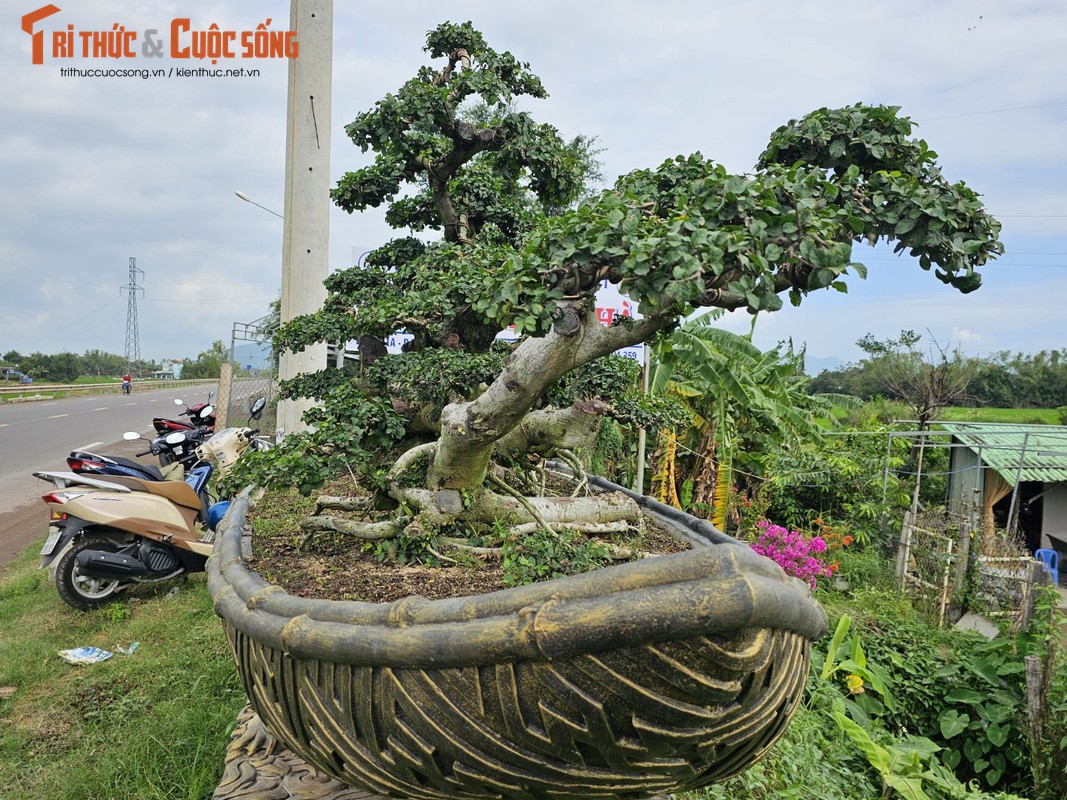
[
  {"x1": 143, "y1": 296, "x2": 277, "y2": 305},
  {"x1": 917, "y1": 100, "x2": 1067, "y2": 122}
]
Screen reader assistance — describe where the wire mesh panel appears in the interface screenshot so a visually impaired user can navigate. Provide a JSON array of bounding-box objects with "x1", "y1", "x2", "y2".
[
  {"x1": 900, "y1": 518, "x2": 956, "y2": 626},
  {"x1": 973, "y1": 556, "x2": 1035, "y2": 628},
  {"x1": 228, "y1": 320, "x2": 277, "y2": 437}
]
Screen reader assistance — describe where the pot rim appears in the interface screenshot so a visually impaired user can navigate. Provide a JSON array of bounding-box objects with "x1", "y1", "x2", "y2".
[{"x1": 208, "y1": 483, "x2": 828, "y2": 668}]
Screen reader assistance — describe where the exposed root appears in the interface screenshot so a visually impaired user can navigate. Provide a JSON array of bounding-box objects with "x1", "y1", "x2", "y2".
[
  {"x1": 438, "y1": 537, "x2": 504, "y2": 558},
  {"x1": 298, "y1": 516, "x2": 407, "y2": 550},
  {"x1": 387, "y1": 441, "x2": 438, "y2": 485},
  {"x1": 313, "y1": 496, "x2": 375, "y2": 515},
  {"x1": 605, "y1": 544, "x2": 657, "y2": 560},
  {"x1": 556, "y1": 449, "x2": 588, "y2": 497},
  {"x1": 509, "y1": 520, "x2": 631, "y2": 537},
  {"x1": 424, "y1": 544, "x2": 461, "y2": 565},
  {"x1": 487, "y1": 472, "x2": 558, "y2": 537}
]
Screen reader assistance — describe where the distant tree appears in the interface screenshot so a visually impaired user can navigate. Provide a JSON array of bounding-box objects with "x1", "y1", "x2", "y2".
[
  {"x1": 856, "y1": 331, "x2": 973, "y2": 431},
  {"x1": 181, "y1": 340, "x2": 230, "y2": 379},
  {"x1": 808, "y1": 362, "x2": 886, "y2": 400},
  {"x1": 47, "y1": 352, "x2": 82, "y2": 383},
  {"x1": 81, "y1": 349, "x2": 126, "y2": 377}
]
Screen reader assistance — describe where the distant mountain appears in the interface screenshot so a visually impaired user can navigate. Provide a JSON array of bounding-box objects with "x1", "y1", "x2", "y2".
[{"x1": 804, "y1": 355, "x2": 846, "y2": 376}]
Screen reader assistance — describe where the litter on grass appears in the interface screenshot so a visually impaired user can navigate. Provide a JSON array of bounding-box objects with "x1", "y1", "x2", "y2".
[
  {"x1": 114, "y1": 642, "x2": 139, "y2": 655},
  {"x1": 58, "y1": 646, "x2": 112, "y2": 665}
]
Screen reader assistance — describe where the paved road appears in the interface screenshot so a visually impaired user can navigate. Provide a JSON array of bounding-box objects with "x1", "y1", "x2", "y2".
[{"x1": 0, "y1": 386, "x2": 216, "y2": 566}]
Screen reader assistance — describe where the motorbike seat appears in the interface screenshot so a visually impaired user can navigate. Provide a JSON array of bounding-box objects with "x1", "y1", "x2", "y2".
[
  {"x1": 104, "y1": 455, "x2": 165, "y2": 481},
  {"x1": 102, "y1": 475, "x2": 203, "y2": 511},
  {"x1": 137, "y1": 479, "x2": 203, "y2": 511}
]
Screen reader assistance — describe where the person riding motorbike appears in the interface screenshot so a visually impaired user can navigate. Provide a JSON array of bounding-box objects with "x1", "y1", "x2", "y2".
[{"x1": 121, "y1": 373, "x2": 132, "y2": 395}]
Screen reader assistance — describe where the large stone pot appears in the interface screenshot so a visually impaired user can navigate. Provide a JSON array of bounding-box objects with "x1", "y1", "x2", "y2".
[{"x1": 208, "y1": 481, "x2": 827, "y2": 800}]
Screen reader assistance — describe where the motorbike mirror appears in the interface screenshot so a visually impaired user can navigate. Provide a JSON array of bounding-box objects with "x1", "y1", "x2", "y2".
[
  {"x1": 174, "y1": 398, "x2": 184, "y2": 406},
  {"x1": 250, "y1": 397, "x2": 266, "y2": 420},
  {"x1": 123, "y1": 431, "x2": 141, "y2": 441},
  {"x1": 201, "y1": 405, "x2": 215, "y2": 417},
  {"x1": 164, "y1": 431, "x2": 187, "y2": 445}
]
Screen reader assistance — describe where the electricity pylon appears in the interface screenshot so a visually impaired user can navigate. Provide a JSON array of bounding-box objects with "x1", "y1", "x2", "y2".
[{"x1": 122, "y1": 257, "x2": 144, "y2": 374}]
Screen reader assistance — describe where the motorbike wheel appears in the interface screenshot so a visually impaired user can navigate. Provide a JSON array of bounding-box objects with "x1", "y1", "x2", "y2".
[{"x1": 55, "y1": 536, "x2": 126, "y2": 610}]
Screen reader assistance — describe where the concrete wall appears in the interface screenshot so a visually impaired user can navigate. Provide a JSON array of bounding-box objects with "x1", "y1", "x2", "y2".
[{"x1": 1041, "y1": 482, "x2": 1067, "y2": 553}]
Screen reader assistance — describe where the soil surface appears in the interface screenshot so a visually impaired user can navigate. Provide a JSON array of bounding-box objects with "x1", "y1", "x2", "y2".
[{"x1": 246, "y1": 479, "x2": 689, "y2": 604}]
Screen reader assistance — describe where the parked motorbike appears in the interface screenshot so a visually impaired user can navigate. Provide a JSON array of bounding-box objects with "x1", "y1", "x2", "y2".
[
  {"x1": 151, "y1": 395, "x2": 216, "y2": 438},
  {"x1": 37, "y1": 397, "x2": 269, "y2": 610},
  {"x1": 66, "y1": 426, "x2": 206, "y2": 481},
  {"x1": 153, "y1": 393, "x2": 216, "y2": 433},
  {"x1": 66, "y1": 450, "x2": 168, "y2": 482},
  {"x1": 181, "y1": 393, "x2": 217, "y2": 430}
]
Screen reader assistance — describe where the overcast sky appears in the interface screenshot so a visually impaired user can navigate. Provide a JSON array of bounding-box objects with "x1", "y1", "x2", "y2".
[{"x1": 3, "y1": 1, "x2": 1065, "y2": 369}]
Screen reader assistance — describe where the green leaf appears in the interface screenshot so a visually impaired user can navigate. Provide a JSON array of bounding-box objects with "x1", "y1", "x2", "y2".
[
  {"x1": 987, "y1": 722, "x2": 1010, "y2": 747},
  {"x1": 943, "y1": 688, "x2": 985, "y2": 705},
  {"x1": 969, "y1": 656, "x2": 1001, "y2": 686},
  {"x1": 963, "y1": 737, "x2": 987, "y2": 762},
  {"x1": 938, "y1": 709, "x2": 969, "y2": 739},
  {"x1": 895, "y1": 216, "x2": 918, "y2": 235},
  {"x1": 821, "y1": 615, "x2": 851, "y2": 679},
  {"x1": 883, "y1": 774, "x2": 932, "y2": 800}
]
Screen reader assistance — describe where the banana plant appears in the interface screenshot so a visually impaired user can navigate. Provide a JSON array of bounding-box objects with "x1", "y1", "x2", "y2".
[{"x1": 648, "y1": 311, "x2": 827, "y2": 529}]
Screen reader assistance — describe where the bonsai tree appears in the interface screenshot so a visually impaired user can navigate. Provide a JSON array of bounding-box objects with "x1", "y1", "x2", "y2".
[{"x1": 235, "y1": 21, "x2": 1002, "y2": 555}]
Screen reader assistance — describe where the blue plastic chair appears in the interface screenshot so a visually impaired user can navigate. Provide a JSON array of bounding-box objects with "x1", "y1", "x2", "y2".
[{"x1": 1035, "y1": 548, "x2": 1059, "y2": 585}]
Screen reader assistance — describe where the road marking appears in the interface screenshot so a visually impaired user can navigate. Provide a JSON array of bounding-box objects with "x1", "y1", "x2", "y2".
[
  {"x1": 0, "y1": 423, "x2": 7, "y2": 429},
  {"x1": 125, "y1": 402, "x2": 137, "y2": 406},
  {"x1": 47, "y1": 414, "x2": 69, "y2": 419},
  {"x1": 75, "y1": 442, "x2": 104, "y2": 450},
  {"x1": 93, "y1": 407, "x2": 108, "y2": 411}
]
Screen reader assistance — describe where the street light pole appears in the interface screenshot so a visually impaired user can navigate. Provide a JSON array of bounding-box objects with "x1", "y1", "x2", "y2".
[{"x1": 235, "y1": 191, "x2": 284, "y2": 219}]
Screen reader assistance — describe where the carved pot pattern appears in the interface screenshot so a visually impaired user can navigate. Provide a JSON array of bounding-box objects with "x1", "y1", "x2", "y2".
[{"x1": 208, "y1": 485, "x2": 827, "y2": 800}]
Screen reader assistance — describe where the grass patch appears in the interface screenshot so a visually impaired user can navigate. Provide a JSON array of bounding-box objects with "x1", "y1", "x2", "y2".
[
  {"x1": 942, "y1": 406, "x2": 1059, "y2": 425},
  {"x1": 0, "y1": 544, "x2": 243, "y2": 799}
]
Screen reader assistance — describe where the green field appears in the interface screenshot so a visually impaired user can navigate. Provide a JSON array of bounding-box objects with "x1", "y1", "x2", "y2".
[{"x1": 942, "y1": 406, "x2": 1061, "y2": 425}]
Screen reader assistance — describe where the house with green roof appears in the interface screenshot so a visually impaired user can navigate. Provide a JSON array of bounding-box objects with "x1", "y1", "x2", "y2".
[{"x1": 943, "y1": 422, "x2": 1067, "y2": 558}]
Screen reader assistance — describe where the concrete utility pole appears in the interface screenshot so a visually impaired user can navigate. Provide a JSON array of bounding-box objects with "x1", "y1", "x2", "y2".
[{"x1": 277, "y1": 0, "x2": 332, "y2": 437}]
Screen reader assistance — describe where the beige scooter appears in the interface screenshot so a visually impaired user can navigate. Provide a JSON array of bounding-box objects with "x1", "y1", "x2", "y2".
[{"x1": 36, "y1": 398, "x2": 268, "y2": 609}]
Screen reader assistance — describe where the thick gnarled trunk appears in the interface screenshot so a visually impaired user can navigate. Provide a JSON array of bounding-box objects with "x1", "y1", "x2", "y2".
[{"x1": 427, "y1": 304, "x2": 672, "y2": 490}]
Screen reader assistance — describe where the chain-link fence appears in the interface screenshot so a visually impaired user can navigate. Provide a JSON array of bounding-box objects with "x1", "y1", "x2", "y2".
[{"x1": 221, "y1": 320, "x2": 277, "y2": 436}]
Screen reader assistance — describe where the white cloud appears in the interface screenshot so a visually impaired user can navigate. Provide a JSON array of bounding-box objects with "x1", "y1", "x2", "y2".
[{"x1": 2, "y1": 1, "x2": 1066, "y2": 363}]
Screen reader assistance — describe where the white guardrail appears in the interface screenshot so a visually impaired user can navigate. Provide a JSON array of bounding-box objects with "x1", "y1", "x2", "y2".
[{"x1": 0, "y1": 378, "x2": 218, "y2": 402}]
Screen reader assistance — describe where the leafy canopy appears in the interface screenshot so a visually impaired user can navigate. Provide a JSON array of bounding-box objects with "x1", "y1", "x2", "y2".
[
  {"x1": 279, "y1": 21, "x2": 1001, "y2": 365},
  {"x1": 262, "y1": 21, "x2": 1002, "y2": 496}
]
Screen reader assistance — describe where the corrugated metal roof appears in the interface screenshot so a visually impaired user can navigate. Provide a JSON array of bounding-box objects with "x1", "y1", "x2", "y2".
[{"x1": 938, "y1": 422, "x2": 1067, "y2": 484}]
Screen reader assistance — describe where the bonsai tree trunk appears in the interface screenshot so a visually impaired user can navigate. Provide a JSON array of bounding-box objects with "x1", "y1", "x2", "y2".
[{"x1": 428, "y1": 304, "x2": 672, "y2": 490}]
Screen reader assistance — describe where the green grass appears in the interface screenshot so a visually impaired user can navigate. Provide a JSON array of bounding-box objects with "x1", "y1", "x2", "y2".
[
  {"x1": 0, "y1": 544, "x2": 244, "y2": 799},
  {"x1": 942, "y1": 406, "x2": 1060, "y2": 425}
]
